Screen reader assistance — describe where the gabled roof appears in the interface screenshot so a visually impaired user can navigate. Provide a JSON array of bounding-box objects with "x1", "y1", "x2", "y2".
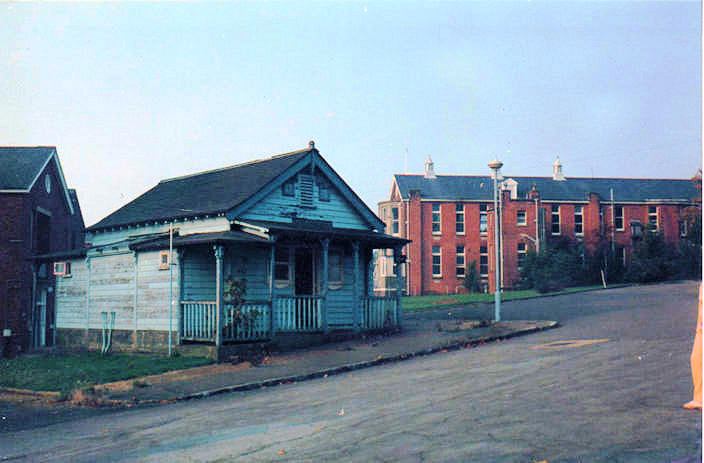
[
  {"x1": 394, "y1": 174, "x2": 699, "y2": 203},
  {"x1": 89, "y1": 145, "x2": 384, "y2": 232},
  {"x1": 0, "y1": 146, "x2": 76, "y2": 214},
  {"x1": 90, "y1": 148, "x2": 311, "y2": 231},
  {"x1": 0, "y1": 146, "x2": 56, "y2": 190}
]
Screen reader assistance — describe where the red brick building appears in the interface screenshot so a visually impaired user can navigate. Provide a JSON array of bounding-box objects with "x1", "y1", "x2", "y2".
[
  {"x1": 0, "y1": 147, "x2": 84, "y2": 353},
  {"x1": 376, "y1": 158, "x2": 700, "y2": 295}
]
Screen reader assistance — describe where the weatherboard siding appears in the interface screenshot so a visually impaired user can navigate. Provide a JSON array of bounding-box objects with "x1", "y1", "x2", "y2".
[
  {"x1": 240, "y1": 173, "x2": 369, "y2": 230},
  {"x1": 55, "y1": 259, "x2": 88, "y2": 329}
]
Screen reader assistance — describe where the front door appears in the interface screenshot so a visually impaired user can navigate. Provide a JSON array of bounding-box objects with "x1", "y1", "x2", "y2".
[{"x1": 294, "y1": 248, "x2": 314, "y2": 296}]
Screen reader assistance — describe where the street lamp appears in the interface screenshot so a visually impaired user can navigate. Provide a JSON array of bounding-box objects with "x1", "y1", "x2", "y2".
[{"x1": 488, "y1": 159, "x2": 503, "y2": 322}]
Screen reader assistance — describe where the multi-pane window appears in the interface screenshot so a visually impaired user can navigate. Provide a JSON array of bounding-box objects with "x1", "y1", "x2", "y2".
[
  {"x1": 680, "y1": 220, "x2": 688, "y2": 237},
  {"x1": 517, "y1": 242, "x2": 527, "y2": 270},
  {"x1": 479, "y1": 245, "x2": 488, "y2": 277},
  {"x1": 551, "y1": 205, "x2": 560, "y2": 235},
  {"x1": 455, "y1": 245, "x2": 465, "y2": 277},
  {"x1": 479, "y1": 204, "x2": 488, "y2": 234},
  {"x1": 432, "y1": 245, "x2": 442, "y2": 277},
  {"x1": 517, "y1": 210, "x2": 527, "y2": 226},
  {"x1": 432, "y1": 204, "x2": 441, "y2": 234},
  {"x1": 274, "y1": 247, "x2": 291, "y2": 288},
  {"x1": 614, "y1": 206, "x2": 624, "y2": 231},
  {"x1": 391, "y1": 207, "x2": 399, "y2": 234},
  {"x1": 574, "y1": 205, "x2": 583, "y2": 235},
  {"x1": 455, "y1": 204, "x2": 465, "y2": 234},
  {"x1": 648, "y1": 206, "x2": 658, "y2": 231}
]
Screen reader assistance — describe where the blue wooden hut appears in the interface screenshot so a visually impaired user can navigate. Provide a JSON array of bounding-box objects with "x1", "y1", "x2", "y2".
[{"x1": 51, "y1": 142, "x2": 408, "y2": 356}]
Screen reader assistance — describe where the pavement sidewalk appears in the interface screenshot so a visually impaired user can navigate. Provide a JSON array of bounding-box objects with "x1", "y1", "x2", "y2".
[{"x1": 91, "y1": 316, "x2": 558, "y2": 405}]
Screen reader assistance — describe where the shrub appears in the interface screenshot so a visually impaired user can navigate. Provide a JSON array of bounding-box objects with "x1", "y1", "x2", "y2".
[{"x1": 463, "y1": 260, "x2": 482, "y2": 293}]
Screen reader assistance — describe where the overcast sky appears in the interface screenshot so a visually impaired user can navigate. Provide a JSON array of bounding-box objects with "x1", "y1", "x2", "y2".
[{"x1": 2, "y1": 1, "x2": 701, "y2": 226}]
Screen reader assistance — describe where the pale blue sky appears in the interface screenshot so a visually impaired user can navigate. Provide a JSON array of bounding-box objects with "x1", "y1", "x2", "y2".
[{"x1": 1, "y1": 1, "x2": 700, "y2": 226}]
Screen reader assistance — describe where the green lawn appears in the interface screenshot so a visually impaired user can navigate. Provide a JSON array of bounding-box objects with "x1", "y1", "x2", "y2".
[
  {"x1": 0, "y1": 352, "x2": 212, "y2": 393},
  {"x1": 402, "y1": 285, "x2": 612, "y2": 312}
]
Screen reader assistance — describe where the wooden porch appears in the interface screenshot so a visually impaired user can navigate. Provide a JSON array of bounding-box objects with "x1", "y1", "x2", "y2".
[{"x1": 179, "y1": 294, "x2": 399, "y2": 343}]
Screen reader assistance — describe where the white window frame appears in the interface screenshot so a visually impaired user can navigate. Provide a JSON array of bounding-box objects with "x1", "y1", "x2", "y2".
[
  {"x1": 431, "y1": 204, "x2": 442, "y2": 235},
  {"x1": 479, "y1": 245, "x2": 489, "y2": 277},
  {"x1": 432, "y1": 245, "x2": 442, "y2": 278},
  {"x1": 574, "y1": 205, "x2": 584, "y2": 236},
  {"x1": 551, "y1": 205, "x2": 561, "y2": 235},
  {"x1": 455, "y1": 245, "x2": 465, "y2": 278},
  {"x1": 648, "y1": 206, "x2": 658, "y2": 231},
  {"x1": 517, "y1": 242, "x2": 527, "y2": 270},
  {"x1": 614, "y1": 206, "x2": 624, "y2": 231},
  {"x1": 479, "y1": 204, "x2": 488, "y2": 235},
  {"x1": 517, "y1": 210, "x2": 527, "y2": 226},
  {"x1": 455, "y1": 203, "x2": 465, "y2": 235}
]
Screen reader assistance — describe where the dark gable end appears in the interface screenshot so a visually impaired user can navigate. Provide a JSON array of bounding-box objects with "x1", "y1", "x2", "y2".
[
  {"x1": 394, "y1": 174, "x2": 699, "y2": 203},
  {"x1": 0, "y1": 147, "x2": 56, "y2": 190},
  {"x1": 89, "y1": 148, "x2": 313, "y2": 230}
]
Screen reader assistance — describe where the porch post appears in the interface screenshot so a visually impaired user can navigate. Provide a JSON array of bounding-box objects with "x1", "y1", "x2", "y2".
[
  {"x1": 214, "y1": 245, "x2": 224, "y2": 347},
  {"x1": 268, "y1": 238, "x2": 277, "y2": 338},
  {"x1": 367, "y1": 249, "x2": 374, "y2": 297},
  {"x1": 393, "y1": 245, "x2": 403, "y2": 329},
  {"x1": 320, "y1": 238, "x2": 329, "y2": 334},
  {"x1": 352, "y1": 241, "x2": 360, "y2": 332}
]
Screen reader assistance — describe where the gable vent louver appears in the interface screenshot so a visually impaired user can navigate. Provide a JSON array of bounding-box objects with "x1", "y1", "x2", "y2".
[{"x1": 299, "y1": 174, "x2": 314, "y2": 207}]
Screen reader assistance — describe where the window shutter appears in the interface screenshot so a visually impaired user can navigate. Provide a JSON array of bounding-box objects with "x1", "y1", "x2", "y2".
[{"x1": 299, "y1": 174, "x2": 314, "y2": 207}]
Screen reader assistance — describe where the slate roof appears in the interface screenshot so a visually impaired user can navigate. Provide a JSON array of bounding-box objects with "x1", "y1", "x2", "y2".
[
  {"x1": 394, "y1": 175, "x2": 699, "y2": 203},
  {"x1": 0, "y1": 147, "x2": 56, "y2": 190},
  {"x1": 89, "y1": 148, "x2": 312, "y2": 231}
]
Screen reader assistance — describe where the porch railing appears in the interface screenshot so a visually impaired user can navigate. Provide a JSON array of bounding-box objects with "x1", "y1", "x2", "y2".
[
  {"x1": 181, "y1": 301, "x2": 217, "y2": 341},
  {"x1": 274, "y1": 296, "x2": 322, "y2": 332},
  {"x1": 362, "y1": 296, "x2": 398, "y2": 330},
  {"x1": 223, "y1": 302, "x2": 270, "y2": 342}
]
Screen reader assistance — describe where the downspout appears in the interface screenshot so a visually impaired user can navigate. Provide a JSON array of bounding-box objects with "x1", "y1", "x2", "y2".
[
  {"x1": 535, "y1": 198, "x2": 540, "y2": 253},
  {"x1": 610, "y1": 189, "x2": 616, "y2": 255},
  {"x1": 133, "y1": 252, "x2": 138, "y2": 349},
  {"x1": 30, "y1": 264, "x2": 37, "y2": 349}
]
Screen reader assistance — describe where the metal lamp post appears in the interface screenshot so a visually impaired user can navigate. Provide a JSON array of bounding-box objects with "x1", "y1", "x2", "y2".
[{"x1": 488, "y1": 159, "x2": 503, "y2": 322}]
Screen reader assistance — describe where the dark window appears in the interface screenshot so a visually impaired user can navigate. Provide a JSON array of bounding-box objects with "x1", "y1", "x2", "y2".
[
  {"x1": 432, "y1": 245, "x2": 442, "y2": 277},
  {"x1": 479, "y1": 245, "x2": 488, "y2": 276},
  {"x1": 282, "y1": 178, "x2": 296, "y2": 197},
  {"x1": 517, "y1": 242, "x2": 527, "y2": 270},
  {"x1": 574, "y1": 206, "x2": 583, "y2": 235},
  {"x1": 517, "y1": 210, "x2": 527, "y2": 226},
  {"x1": 455, "y1": 245, "x2": 465, "y2": 277},
  {"x1": 614, "y1": 206, "x2": 624, "y2": 231},
  {"x1": 35, "y1": 212, "x2": 51, "y2": 254},
  {"x1": 551, "y1": 205, "x2": 560, "y2": 235},
  {"x1": 392, "y1": 207, "x2": 399, "y2": 234},
  {"x1": 432, "y1": 204, "x2": 441, "y2": 234},
  {"x1": 274, "y1": 247, "x2": 290, "y2": 287},
  {"x1": 318, "y1": 181, "x2": 330, "y2": 202},
  {"x1": 455, "y1": 204, "x2": 465, "y2": 234}
]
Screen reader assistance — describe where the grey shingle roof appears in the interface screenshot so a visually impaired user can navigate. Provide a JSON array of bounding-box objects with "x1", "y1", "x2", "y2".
[
  {"x1": 0, "y1": 147, "x2": 55, "y2": 190},
  {"x1": 89, "y1": 149, "x2": 312, "y2": 231},
  {"x1": 394, "y1": 175, "x2": 699, "y2": 203}
]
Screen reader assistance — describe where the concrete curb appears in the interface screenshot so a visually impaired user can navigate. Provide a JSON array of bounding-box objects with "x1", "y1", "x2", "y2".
[
  {"x1": 131, "y1": 320, "x2": 559, "y2": 406},
  {"x1": 0, "y1": 387, "x2": 62, "y2": 401}
]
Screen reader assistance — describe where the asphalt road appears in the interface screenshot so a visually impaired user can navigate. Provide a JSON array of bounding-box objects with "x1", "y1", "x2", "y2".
[{"x1": 1, "y1": 282, "x2": 701, "y2": 462}]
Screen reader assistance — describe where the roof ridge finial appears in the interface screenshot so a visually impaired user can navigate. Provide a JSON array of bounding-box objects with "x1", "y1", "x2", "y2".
[{"x1": 308, "y1": 140, "x2": 316, "y2": 150}]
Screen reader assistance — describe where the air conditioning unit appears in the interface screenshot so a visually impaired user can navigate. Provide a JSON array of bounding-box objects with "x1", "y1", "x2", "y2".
[{"x1": 53, "y1": 261, "x2": 71, "y2": 277}]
